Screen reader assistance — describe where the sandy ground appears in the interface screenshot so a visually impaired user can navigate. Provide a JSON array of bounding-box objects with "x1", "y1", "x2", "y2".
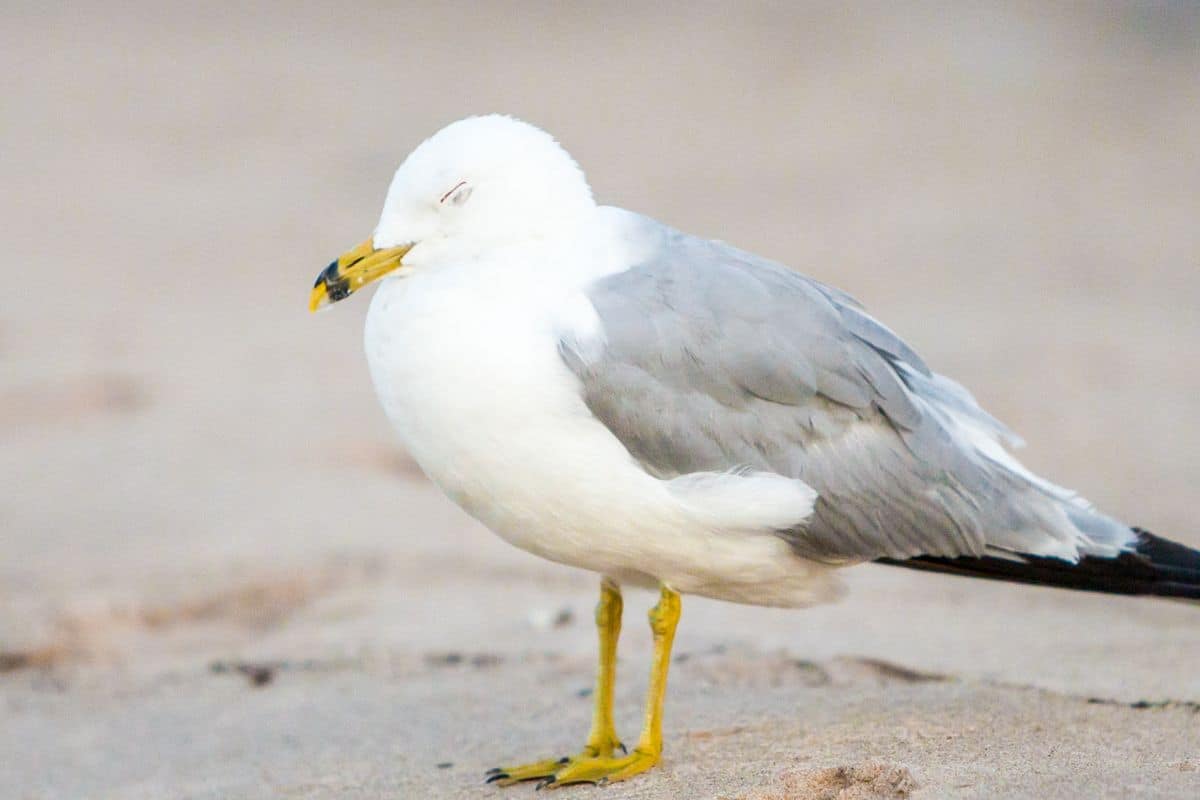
[{"x1": 2, "y1": 3, "x2": 1199, "y2": 798}]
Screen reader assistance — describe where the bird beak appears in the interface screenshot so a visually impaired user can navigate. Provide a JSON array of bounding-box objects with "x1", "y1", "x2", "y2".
[{"x1": 309, "y1": 238, "x2": 414, "y2": 312}]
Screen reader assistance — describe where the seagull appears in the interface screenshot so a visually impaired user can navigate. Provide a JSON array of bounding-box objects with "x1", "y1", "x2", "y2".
[{"x1": 309, "y1": 115, "x2": 1200, "y2": 788}]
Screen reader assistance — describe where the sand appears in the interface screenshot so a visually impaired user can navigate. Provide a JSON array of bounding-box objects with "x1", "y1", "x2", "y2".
[{"x1": 2, "y1": 3, "x2": 1199, "y2": 798}]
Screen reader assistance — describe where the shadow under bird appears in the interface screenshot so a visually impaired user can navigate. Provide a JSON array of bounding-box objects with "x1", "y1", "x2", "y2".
[{"x1": 308, "y1": 115, "x2": 1200, "y2": 789}]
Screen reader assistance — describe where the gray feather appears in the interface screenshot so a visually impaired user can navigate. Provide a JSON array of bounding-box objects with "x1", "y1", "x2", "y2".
[{"x1": 560, "y1": 213, "x2": 1133, "y2": 563}]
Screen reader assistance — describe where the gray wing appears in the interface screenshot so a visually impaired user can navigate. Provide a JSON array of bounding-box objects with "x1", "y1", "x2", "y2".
[{"x1": 560, "y1": 212, "x2": 1132, "y2": 563}]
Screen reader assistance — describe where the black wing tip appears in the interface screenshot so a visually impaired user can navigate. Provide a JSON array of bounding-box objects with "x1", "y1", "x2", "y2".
[
  {"x1": 1131, "y1": 526, "x2": 1200, "y2": 576},
  {"x1": 878, "y1": 527, "x2": 1200, "y2": 601}
]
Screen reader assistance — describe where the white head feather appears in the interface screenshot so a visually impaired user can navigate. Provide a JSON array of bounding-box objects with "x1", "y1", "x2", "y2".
[{"x1": 373, "y1": 115, "x2": 596, "y2": 265}]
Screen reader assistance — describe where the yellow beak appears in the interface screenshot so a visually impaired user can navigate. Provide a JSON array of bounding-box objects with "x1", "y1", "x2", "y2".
[{"x1": 309, "y1": 238, "x2": 414, "y2": 312}]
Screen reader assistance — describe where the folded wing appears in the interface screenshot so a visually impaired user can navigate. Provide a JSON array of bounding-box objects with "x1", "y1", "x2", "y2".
[{"x1": 559, "y1": 213, "x2": 1135, "y2": 564}]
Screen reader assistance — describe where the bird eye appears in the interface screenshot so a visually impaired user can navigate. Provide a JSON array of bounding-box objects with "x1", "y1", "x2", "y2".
[{"x1": 439, "y1": 181, "x2": 472, "y2": 206}]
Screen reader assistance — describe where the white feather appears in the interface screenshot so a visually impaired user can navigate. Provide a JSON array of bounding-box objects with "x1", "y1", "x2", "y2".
[{"x1": 362, "y1": 117, "x2": 840, "y2": 607}]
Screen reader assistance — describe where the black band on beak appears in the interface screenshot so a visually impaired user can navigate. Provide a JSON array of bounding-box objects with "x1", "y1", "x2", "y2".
[{"x1": 315, "y1": 260, "x2": 351, "y2": 302}]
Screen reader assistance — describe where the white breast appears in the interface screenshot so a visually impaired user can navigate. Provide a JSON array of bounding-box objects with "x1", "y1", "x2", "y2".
[{"x1": 362, "y1": 258, "x2": 841, "y2": 608}]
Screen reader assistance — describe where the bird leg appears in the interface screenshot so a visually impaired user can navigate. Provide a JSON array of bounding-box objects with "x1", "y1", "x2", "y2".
[
  {"x1": 584, "y1": 577, "x2": 625, "y2": 756},
  {"x1": 485, "y1": 578, "x2": 626, "y2": 785},
  {"x1": 533, "y1": 585, "x2": 682, "y2": 789}
]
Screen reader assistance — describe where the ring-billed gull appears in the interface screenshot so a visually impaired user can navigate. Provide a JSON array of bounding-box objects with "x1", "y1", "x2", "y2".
[{"x1": 309, "y1": 115, "x2": 1200, "y2": 788}]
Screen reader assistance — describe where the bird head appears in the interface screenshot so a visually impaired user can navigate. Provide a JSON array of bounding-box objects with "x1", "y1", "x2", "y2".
[{"x1": 309, "y1": 115, "x2": 594, "y2": 311}]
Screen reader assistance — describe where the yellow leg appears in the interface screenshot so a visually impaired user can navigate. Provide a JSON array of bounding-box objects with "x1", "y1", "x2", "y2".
[
  {"x1": 486, "y1": 578, "x2": 625, "y2": 785},
  {"x1": 535, "y1": 585, "x2": 681, "y2": 789},
  {"x1": 584, "y1": 578, "x2": 624, "y2": 756}
]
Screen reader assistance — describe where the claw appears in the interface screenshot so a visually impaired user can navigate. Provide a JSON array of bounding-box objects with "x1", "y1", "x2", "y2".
[
  {"x1": 484, "y1": 772, "x2": 509, "y2": 784},
  {"x1": 535, "y1": 777, "x2": 555, "y2": 791},
  {"x1": 485, "y1": 767, "x2": 502, "y2": 775},
  {"x1": 617, "y1": 742, "x2": 628, "y2": 755}
]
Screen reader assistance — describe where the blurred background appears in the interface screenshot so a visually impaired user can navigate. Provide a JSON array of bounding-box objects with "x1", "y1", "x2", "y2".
[{"x1": 3, "y1": 3, "x2": 1198, "y2": 798}]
